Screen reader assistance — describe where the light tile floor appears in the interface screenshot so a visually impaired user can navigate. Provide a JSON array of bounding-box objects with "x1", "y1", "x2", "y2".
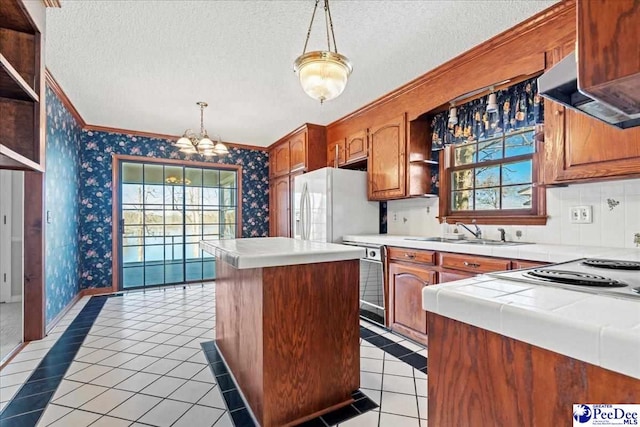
[{"x1": 0, "y1": 284, "x2": 427, "y2": 426}]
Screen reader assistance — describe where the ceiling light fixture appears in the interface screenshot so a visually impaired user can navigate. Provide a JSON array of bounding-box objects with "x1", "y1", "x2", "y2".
[
  {"x1": 174, "y1": 102, "x2": 229, "y2": 157},
  {"x1": 293, "y1": 0, "x2": 352, "y2": 104}
]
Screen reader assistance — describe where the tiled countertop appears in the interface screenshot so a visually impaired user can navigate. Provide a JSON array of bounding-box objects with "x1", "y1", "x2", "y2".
[
  {"x1": 422, "y1": 275, "x2": 640, "y2": 379},
  {"x1": 200, "y1": 237, "x2": 365, "y2": 269},
  {"x1": 342, "y1": 234, "x2": 640, "y2": 263}
]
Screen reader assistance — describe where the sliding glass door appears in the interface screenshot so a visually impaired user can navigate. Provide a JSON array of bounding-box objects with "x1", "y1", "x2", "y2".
[{"x1": 118, "y1": 160, "x2": 238, "y2": 290}]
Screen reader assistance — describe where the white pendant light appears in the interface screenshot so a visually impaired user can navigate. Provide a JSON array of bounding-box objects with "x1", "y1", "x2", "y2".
[
  {"x1": 294, "y1": 0, "x2": 352, "y2": 104},
  {"x1": 172, "y1": 102, "x2": 229, "y2": 157}
]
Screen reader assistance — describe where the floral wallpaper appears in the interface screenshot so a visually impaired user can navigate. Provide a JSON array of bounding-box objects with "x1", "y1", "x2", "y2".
[
  {"x1": 79, "y1": 131, "x2": 269, "y2": 289},
  {"x1": 45, "y1": 85, "x2": 83, "y2": 326}
]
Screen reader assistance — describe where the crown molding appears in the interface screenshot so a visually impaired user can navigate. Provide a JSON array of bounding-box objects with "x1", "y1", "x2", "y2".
[
  {"x1": 45, "y1": 68, "x2": 86, "y2": 127},
  {"x1": 83, "y1": 124, "x2": 267, "y2": 152},
  {"x1": 45, "y1": 69, "x2": 267, "y2": 152},
  {"x1": 327, "y1": 0, "x2": 576, "y2": 129}
]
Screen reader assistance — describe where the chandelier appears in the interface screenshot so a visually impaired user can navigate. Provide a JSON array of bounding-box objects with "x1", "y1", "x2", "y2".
[
  {"x1": 174, "y1": 102, "x2": 229, "y2": 157},
  {"x1": 293, "y1": 0, "x2": 352, "y2": 104}
]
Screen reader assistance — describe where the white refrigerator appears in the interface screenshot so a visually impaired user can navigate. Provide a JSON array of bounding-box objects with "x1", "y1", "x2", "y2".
[{"x1": 292, "y1": 167, "x2": 379, "y2": 243}]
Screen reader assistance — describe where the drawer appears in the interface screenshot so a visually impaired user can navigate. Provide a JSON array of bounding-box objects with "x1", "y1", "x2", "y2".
[
  {"x1": 440, "y1": 253, "x2": 510, "y2": 274},
  {"x1": 387, "y1": 247, "x2": 435, "y2": 265}
]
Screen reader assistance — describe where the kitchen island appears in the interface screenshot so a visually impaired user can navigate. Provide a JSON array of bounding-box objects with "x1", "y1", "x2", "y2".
[
  {"x1": 422, "y1": 275, "x2": 640, "y2": 427},
  {"x1": 200, "y1": 237, "x2": 364, "y2": 427}
]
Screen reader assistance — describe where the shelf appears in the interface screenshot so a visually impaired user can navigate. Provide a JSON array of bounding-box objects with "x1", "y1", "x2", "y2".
[
  {"x1": 0, "y1": 144, "x2": 42, "y2": 171},
  {"x1": 410, "y1": 159, "x2": 438, "y2": 165},
  {"x1": 0, "y1": 53, "x2": 38, "y2": 102}
]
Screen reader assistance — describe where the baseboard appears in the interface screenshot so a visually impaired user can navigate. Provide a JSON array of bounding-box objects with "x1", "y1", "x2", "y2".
[
  {"x1": 0, "y1": 342, "x2": 27, "y2": 371},
  {"x1": 80, "y1": 287, "x2": 116, "y2": 297},
  {"x1": 45, "y1": 291, "x2": 83, "y2": 335}
]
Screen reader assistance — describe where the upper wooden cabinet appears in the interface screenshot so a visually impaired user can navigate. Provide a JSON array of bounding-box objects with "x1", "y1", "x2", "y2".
[
  {"x1": 543, "y1": 42, "x2": 640, "y2": 184},
  {"x1": 289, "y1": 132, "x2": 306, "y2": 173},
  {"x1": 270, "y1": 142, "x2": 290, "y2": 178},
  {"x1": 269, "y1": 123, "x2": 326, "y2": 178},
  {"x1": 367, "y1": 114, "x2": 432, "y2": 200},
  {"x1": 0, "y1": 0, "x2": 44, "y2": 171},
  {"x1": 327, "y1": 138, "x2": 345, "y2": 167},
  {"x1": 368, "y1": 114, "x2": 406, "y2": 200},
  {"x1": 577, "y1": 0, "x2": 640, "y2": 116},
  {"x1": 345, "y1": 130, "x2": 367, "y2": 163}
]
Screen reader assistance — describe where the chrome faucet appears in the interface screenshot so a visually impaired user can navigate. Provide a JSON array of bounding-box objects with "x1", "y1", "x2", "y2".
[
  {"x1": 455, "y1": 220, "x2": 482, "y2": 239},
  {"x1": 497, "y1": 228, "x2": 506, "y2": 242}
]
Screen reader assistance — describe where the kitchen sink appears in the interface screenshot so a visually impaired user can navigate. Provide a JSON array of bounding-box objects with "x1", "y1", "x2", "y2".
[
  {"x1": 453, "y1": 239, "x2": 530, "y2": 246},
  {"x1": 404, "y1": 237, "x2": 530, "y2": 246},
  {"x1": 404, "y1": 237, "x2": 462, "y2": 243}
]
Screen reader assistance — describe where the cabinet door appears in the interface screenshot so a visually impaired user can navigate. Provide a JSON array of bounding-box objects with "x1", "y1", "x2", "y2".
[
  {"x1": 577, "y1": 0, "x2": 640, "y2": 115},
  {"x1": 368, "y1": 114, "x2": 406, "y2": 200},
  {"x1": 438, "y1": 270, "x2": 474, "y2": 283},
  {"x1": 345, "y1": 130, "x2": 367, "y2": 163},
  {"x1": 272, "y1": 142, "x2": 290, "y2": 177},
  {"x1": 289, "y1": 133, "x2": 307, "y2": 173},
  {"x1": 272, "y1": 175, "x2": 290, "y2": 237},
  {"x1": 327, "y1": 138, "x2": 345, "y2": 167},
  {"x1": 388, "y1": 262, "x2": 435, "y2": 345}
]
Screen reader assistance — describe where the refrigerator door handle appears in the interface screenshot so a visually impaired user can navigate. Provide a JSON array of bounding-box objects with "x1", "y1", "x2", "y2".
[
  {"x1": 300, "y1": 182, "x2": 308, "y2": 240},
  {"x1": 304, "y1": 188, "x2": 312, "y2": 240}
]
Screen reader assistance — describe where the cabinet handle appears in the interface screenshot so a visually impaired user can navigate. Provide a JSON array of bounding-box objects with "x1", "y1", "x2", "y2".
[
  {"x1": 334, "y1": 144, "x2": 339, "y2": 168},
  {"x1": 554, "y1": 110, "x2": 563, "y2": 116},
  {"x1": 405, "y1": 253, "x2": 416, "y2": 259},
  {"x1": 463, "y1": 261, "x2": 480, "y2": 268}
]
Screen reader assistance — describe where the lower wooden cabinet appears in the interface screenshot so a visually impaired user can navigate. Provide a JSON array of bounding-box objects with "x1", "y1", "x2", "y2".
[
  {"x1": 388, "y1": 262, "x2": 436, "y2": 346},
  {"x1": 438, "y1": 269, "x2": 474, "y2": 283}
]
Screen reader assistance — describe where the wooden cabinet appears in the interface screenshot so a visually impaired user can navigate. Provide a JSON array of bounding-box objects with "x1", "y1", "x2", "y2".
[
  {"x1": 438, "y1": 270, "x2": 474, "y2": 283},
  {"x1": 326, "y1": 130, "x2": 367, "y2": 168},
  {"x1": 327, "y1": 138, "x2": 345, "y2": 167},
  {"x1": 0, "y1": 0, "x2": 44, "y2": 171},
  {"x1": 270, "y1": 142, "x2": 290, "y2": 178},
  {"x1": 388, "y1": 261, "x2": 435, "y2": 346},
  {"x1": 544, "y1": 40, "x2": 640, "y2": 184},
  {"x1": 289, "y1": 133, "x2": 306, "y2": 173},
  {"x1": 345, "y1": 130, "x2": 367, "y2": 163},
  {"x1": 577, "y1": 0, "x2": 640, "y2": 117},
  {"x1": 440, "y1": 253, "x2": 511, "y2": 274},
  {"x1": 268, "y1": 124, "x2": 326, "y2": 237},
  {"x1": 269, "y1": 175, "x2": 290, "y2": 237},
  {"x1": 512, "y1": 260, "x2": 547, "y2": 270},
  {"x1": 369, "y1": 114, "x2": 406, "y2": 200}
]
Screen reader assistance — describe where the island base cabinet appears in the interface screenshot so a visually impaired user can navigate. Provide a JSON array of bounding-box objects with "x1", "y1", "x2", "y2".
[
  {"x1": 427, "y1": 313, "x2": 640, "y2": 427},
  {"x1": 216, "y1": 259, "x2": 360, "y2": 427}
]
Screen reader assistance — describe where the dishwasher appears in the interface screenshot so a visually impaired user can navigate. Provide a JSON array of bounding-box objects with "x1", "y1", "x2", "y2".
[{"x1": 343, "y1": 241, "x2": 386, "y2": 327}]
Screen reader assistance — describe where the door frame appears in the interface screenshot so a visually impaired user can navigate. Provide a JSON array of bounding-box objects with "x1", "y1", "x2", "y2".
[{"x1": 111, "y1": 154, "x2": 243, "y2": 292}]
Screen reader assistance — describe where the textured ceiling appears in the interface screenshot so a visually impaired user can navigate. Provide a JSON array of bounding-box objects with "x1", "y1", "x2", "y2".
[{"x1": 46, "y1": 1, "x2": 557, "y2": 147}]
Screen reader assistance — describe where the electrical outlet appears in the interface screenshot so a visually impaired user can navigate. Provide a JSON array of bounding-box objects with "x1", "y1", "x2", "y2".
[
  {"x1": 570, "y1": 205, "x2": 592, "y2": 224},
  {"x1": 392, "y1": 212, "x2": 398, "y2": 222}
]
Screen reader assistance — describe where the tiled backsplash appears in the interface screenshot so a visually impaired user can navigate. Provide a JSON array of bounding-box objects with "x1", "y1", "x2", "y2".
[{"x1": 387, "y1": 178, "x2": 640, "y2": 249}]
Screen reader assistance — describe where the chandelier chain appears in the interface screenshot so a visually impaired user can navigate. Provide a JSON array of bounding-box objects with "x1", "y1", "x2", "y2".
[
  {"x1": 200, "y1": 103, "x2": 205, "y2": 136},
  {"x1": 302, "y1": 0, "x2": 320, "y2": 54},
  {"x1": 324, "y1": 0, "x2": 338, "y2": 53}
]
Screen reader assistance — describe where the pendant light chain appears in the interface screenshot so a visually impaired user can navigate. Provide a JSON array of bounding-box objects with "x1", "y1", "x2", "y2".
[
  {"x1": 324, "y1": 0, "x2": 338, "y2": 53},
  {"x1": 302, "y1": 0, "x2": 320, "y2": 54},
  {"x1": 200, "y1": 103, "x2": 205, "y2": 136}
]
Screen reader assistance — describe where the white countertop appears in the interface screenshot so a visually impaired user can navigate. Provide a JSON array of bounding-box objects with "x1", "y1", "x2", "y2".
[
  {"x1": 343, "y1": 234, "x2": 640, "y2": 263},
  {"x1": 422, "y1": 276, "x2": 640, "y2": 379},
  {"x1": 200, "y1": 237, "x2": 365, "y2": 269}
]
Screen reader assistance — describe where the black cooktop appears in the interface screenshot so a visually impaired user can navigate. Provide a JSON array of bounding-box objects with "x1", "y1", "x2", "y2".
[
  {"x1": 582, "y1": 259, "x2": 640, "y2": 270},
  {"x1": 525, "y1": 269, "x2": 628, "y2": 287}
]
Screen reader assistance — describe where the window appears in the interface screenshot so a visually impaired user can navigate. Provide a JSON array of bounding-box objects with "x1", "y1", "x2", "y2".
[
  {"x1": 451, "y1": 127, "x2": 534, "y2": 211},
  {"x1": 440, "y1": 126, "x2": 545, "y2": 224},
  {"x1": 434, "y1": 76, "x2": 547, "y2": 225}
]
